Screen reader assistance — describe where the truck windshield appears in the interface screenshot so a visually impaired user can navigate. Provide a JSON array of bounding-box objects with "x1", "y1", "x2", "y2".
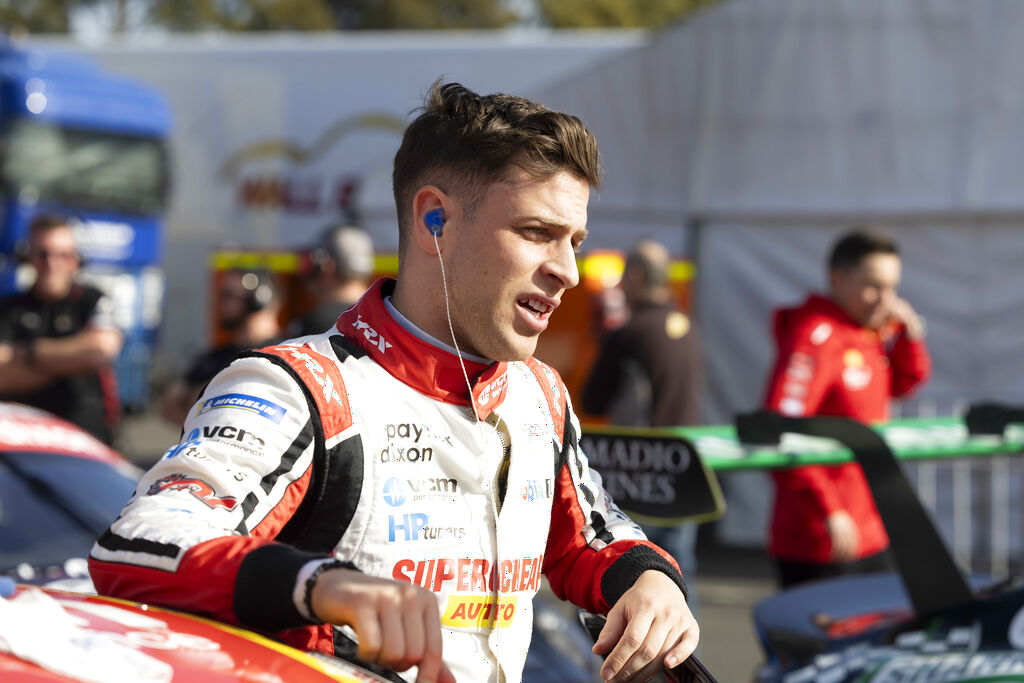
[{"x1": 0, "y1": 119, "x2": 167, "y2": 215}]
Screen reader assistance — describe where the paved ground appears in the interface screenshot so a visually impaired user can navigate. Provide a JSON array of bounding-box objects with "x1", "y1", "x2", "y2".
[
  {"x1": 692, "y1": 542, "x2": 776, "y2": 683},
  {"x1": 117, "y1": 412, "x2": 778, "y2": 683}
]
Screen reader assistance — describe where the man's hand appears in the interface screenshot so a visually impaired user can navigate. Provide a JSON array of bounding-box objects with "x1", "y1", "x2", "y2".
[
  {"x1": 310, "y1": 567, "x2": 455, "y2": 683},
  {"x1": 592, "y1": 570, "x2": 698, "y2": 682},
  {"x1": 826, "y1": 510, "x2": 859, "y2": 562},
  {"x1": 885, "y1": 297, "x2": 926, "y2": 340}
]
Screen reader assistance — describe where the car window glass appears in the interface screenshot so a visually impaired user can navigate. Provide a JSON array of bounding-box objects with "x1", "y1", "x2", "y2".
[{"x1": 0, "y1": 452, "x2": 138, "y2": 572}]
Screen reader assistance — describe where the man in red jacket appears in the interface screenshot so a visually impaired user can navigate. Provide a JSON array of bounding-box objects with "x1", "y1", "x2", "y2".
[{"x1": 763, "y1": 230, "x2": 930, "y2": 587}]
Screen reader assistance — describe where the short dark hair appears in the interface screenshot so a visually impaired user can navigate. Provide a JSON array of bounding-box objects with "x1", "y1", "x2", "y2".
[
  {"x1": 392, "y1": 80, "x2": 601, "y2": 254},
  {"x1": 828, "y1": 229, "x2": 899, "y2": 271},
  {"x1": 28, "y1": 213, "x2": 71, "y2": 240}
]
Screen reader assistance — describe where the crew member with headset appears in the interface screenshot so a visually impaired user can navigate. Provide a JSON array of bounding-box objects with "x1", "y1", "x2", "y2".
[
  {"x1": 291, "y1": 223, "x2": 375, "y2": 337},
  {"x1": 160, "y1": 268, "x2": 283, "y2": 426}
]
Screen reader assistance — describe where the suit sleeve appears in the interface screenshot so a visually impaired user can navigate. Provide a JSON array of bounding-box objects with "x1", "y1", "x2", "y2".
[
  {"x1": 542, "y1": 392, "x2": 686, "y2": 614},
  {"x1": 89, "y1": 354, "x2": 337, "y2": 632},
  {"x1": 888, "y1": 332, "x2": 931, "y2": 398},
  {"x1": 763, "y1": 317, "x2": 846, "y2": 516}
]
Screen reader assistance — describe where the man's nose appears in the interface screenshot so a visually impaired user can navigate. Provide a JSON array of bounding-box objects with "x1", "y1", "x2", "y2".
[{"x1": 546, "y1": 242, "x2": 580, "y2": 290}]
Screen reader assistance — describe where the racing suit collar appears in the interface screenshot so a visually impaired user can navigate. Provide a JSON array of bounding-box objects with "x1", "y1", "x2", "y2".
[{"x1": 336, "y1": 278, "x2": 509, "y2": 418}]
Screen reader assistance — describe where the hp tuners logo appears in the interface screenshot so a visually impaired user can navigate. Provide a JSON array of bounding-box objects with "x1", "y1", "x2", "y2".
[
  {"x1": 388, "y1": 514, "x2": 465, "y2": 542},
  {"x1": 389, "y1": 513, "x2": 429, "y2": 542},
  {"x1": 383, "y1": 477, "x2": 407, "y2": 507}
]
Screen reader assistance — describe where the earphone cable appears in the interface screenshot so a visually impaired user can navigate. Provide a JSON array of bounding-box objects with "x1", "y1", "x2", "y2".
[{"x1": 433, "y1": 232, "x2": 481, "y2": 421}]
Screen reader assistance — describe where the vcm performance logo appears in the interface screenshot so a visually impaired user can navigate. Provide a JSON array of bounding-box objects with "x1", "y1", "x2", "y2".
[
  {"x1": 197, "y1": 393, "x2": 287, "y2": 424},
  {"x1": 382, "y1": 477, "x2": 459, "y2": 507}
]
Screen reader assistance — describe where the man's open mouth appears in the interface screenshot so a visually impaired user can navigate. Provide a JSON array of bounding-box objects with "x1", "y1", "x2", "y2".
[{"x1": 518, "y1": 298, "x2": 553, "y2": 317}]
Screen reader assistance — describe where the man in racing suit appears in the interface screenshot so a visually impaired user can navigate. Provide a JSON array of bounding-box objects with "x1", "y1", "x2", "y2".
[
  {"x1": 763, "y1": 229, "x2": 930, "y2": 587},
  {"x1": 90, "y1": 81, "x2": 697, "y2": 683}
]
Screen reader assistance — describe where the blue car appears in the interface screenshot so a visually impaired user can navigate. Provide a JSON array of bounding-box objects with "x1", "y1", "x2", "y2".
[{"x1": 745, "y1": 410, "x2": 1024, "y2": 683}]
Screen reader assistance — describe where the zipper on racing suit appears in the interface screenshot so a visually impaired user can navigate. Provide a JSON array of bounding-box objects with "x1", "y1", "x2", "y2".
[{"x1": 485, "y1": 412, "x2": 512, "y2": 683}]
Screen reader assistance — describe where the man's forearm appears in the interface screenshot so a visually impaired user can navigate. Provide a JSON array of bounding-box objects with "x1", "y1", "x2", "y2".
[
  {"x1": 32, "y1": 328, "x2": 123, "y2": 375},
  {"x1": 0, "y1": 342, "x2": 57, "y2": 393}
]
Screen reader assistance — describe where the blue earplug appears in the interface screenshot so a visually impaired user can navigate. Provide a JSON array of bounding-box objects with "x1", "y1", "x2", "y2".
[{"x1": 425, "y1": 209, "x2": 445, "y2": 237}]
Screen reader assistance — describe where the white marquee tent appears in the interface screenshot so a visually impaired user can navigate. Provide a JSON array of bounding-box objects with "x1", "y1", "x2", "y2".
[
  {"x1": 536, "y1": 0, "x2": 1024, "y2": 421},
  {"x1": 533, "y1": 0, "x2": 1024, "y2": 546}
]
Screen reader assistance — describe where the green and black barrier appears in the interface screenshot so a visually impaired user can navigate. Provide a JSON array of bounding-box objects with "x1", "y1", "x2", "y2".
[{"x1": 581, "y1": 402, "x2": 1024, "y2": 531}]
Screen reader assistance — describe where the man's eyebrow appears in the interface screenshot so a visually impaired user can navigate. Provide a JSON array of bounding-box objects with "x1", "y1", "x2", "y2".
[{"x1": 520, "y1": 215, "x2": 589, "y2": 239}]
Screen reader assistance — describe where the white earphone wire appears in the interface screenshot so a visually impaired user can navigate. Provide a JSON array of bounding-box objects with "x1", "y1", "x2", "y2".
[{"x1": 433, "y1": 231, "x2": 481, "y2": 421}]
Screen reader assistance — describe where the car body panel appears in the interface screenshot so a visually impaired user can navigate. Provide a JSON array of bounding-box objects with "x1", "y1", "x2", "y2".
[{"x1": 0, "y1": 585, "x2": 391, "y2": 682}]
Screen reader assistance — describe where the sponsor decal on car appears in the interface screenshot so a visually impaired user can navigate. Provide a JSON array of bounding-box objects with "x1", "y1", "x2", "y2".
[
  {"x1": 196, "y1": 393, "x2": 287, "y2": 423},
  {"x1": 866, "y1": 652, "x2": 1024, "y2": 682},
  {"x1": 442, "y1": 595, "x2": 518, "y2": 630},
  {"x1": 391, "y1": 555, "x2": 544, "y2": 593}
]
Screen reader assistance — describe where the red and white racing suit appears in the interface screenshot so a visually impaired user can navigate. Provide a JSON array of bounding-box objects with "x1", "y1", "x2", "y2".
[{"x1": 90, "y1": 278, "x2": 685, "y2": 682}]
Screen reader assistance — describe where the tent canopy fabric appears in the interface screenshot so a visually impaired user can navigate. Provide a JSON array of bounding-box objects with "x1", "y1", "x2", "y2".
[
  {"x1": 533, "y1": 0, "x2": 1024, "y2": 423},
  {"x1": 539, "y1": 0, "x2": 1024, "y2": 222}
]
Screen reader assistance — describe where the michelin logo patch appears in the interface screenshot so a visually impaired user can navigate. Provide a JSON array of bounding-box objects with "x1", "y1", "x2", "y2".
[{"x1": 197, "y1": 393, "x2": 287, "y2": 423}]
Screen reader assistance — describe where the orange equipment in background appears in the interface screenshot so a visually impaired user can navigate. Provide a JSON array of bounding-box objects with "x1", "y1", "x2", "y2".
[{"x1": 207, "y1": 247, "x2": 694, "y2": 416}]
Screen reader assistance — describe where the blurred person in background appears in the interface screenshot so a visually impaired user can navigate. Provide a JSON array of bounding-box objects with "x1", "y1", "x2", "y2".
[
  {"x1": 763, "y1": 229, "x2": 930, "y2": 587},
  {"x1": 291, "y1": 223, "x2": 375, "y2": 336},
  {"x1": 160, "y1": 268, "x2": 282, "y2": 426},
  {"x1": 0, "y1": 213, "x2": 122, "y2": 444},
  {"x1": 582, "y1": 239, "x2": 703, "y2": 600}
]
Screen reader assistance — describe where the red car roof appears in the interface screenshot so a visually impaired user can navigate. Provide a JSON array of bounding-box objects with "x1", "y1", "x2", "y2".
[{"x1": 0, "y1": 402, "x2": 126, "y2": 465}]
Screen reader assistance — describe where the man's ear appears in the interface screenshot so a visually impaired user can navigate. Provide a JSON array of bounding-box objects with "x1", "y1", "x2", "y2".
[{"x1": 412, "y1": 186, "x2": 452, "y2": 254}]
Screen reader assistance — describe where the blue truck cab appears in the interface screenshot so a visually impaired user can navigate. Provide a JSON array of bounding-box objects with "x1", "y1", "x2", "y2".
[{"x1": 0, "y1": 42, "x2": 171, "y2": 412}]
